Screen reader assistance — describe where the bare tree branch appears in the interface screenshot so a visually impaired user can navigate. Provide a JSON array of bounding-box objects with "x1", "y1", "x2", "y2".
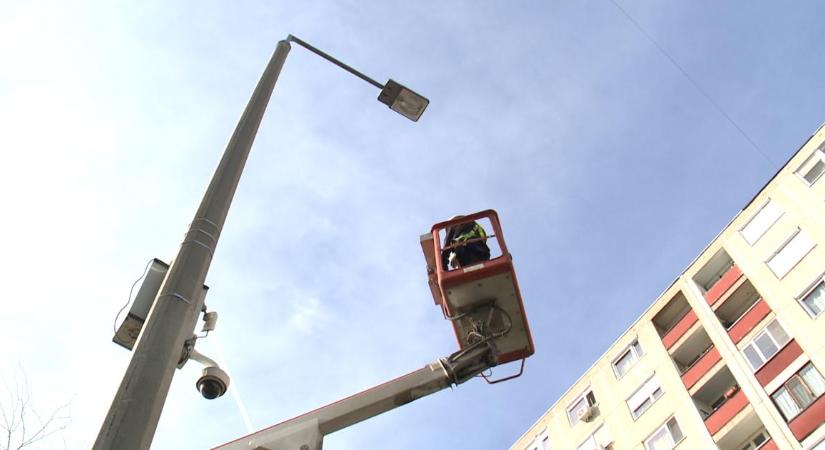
[{"x1": 0, "y1": 367, "x2": 70, "y2": 450}]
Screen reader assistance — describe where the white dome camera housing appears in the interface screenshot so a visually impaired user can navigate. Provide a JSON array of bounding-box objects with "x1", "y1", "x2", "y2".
[{"x1": 197, "y1": 366, "x2": 229, "y2": 400}]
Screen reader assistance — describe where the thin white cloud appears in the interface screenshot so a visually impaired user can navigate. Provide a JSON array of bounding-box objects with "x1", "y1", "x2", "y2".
[{"x1": 288, "y1": 294, "x2": 329, "y2": 334}]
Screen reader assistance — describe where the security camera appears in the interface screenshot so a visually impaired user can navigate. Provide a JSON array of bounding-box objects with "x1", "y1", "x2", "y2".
[
  {"x1": 197, "y1": 366, "x2": 229, "y2": 400},
  {"x1": 185, "y1": 346, "x2": 230, "y2": 400}
]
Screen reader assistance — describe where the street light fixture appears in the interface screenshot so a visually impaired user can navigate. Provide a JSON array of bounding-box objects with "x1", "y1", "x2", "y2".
[
  {"x1": 286, "y1": 35, "x2": 429, "y2": 121},
  {"x1": 95, "y1": 35, "x2": 429, "y2": 450},
  {"x1": 378, "y1": 79, "x2": 429, "y2": 122}
]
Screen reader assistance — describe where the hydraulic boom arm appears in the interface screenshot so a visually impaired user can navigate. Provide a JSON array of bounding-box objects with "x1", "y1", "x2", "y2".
[{"x1": 213, "y1": 343, "x2": 494, "y2": 450}]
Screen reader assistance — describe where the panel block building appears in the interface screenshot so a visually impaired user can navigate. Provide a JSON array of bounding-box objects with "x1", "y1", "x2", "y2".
[{"x1": 511, "y1": 125, "x2": 825, "y2": 450}]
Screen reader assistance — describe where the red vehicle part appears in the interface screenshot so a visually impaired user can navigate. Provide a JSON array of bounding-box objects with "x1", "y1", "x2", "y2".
[{"x1": 420, "y1": 210, "x2": 534, "y2": 366}]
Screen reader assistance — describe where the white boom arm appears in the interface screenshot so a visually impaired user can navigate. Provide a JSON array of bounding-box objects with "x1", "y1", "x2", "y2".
[{"x1": 213, "y1": 344, "x2": 494, "y2": 450}]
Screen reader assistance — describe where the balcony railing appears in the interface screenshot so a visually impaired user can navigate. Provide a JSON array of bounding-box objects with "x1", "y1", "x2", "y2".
[
  {"x1": 789, "y1": 393, "x2": 825, "y2": 441},
  {"x1": 727, "y1": 298, "x2": 770, "y2": 344},
  {"x1": 705, "y1": 265, "x2": 743, "y2": 306},
  {"x1": 756, "y1": 438, "x2": 778, "y2": 450},
  {"x1": 705, "y1": 388, "x2": 749, "y2": 435},
  {"x1": 662, "y1": 310, "x2": 698, "y2": 350},
  {"x1": 755, "y1": 340, "x2": 802, "y2": 386},
  {"x1": 682, "y1": 345, "x2": 721, "y2": 390}
]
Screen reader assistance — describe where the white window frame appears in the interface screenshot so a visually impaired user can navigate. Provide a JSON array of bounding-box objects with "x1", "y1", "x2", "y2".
[
  {"x1": 566, "y1": 388, "x2": 596, "y2": 426},
  {"x1": 810, "y1": 436, "x2": 825, "y2": 450},
  {"x1": 770, "y1": 362, "x2": 825, "y2": 421},
  {"x1": 540, "y1": 433, "x2": 551, "y2": 450},
  {"x1": 643, "y1": 417, "x2": 684, "y2": 450},
  {"x1": 742, "y1": 318, "x2": 791, "y2": 371},
  {"x1": 524, "y1": 428, "x2": 551, "y2": 450},
  {"x1": 739, "y1": 198, "x2": 783, "y2": 246},
  {"x1": 766, "y1": 228, "x2": 816, "y2": 279},
  {"x1": 738, "y1": 428, "x2": 769, "y2": 450},
  {"x1": 627, "y1": 375, "x2": 664, "y2": 420},
  {"x1": 577, "y1": 431, "x2": 598, "y2": 450},
  {"x1": 612, "y1": 338, "x2": 644, "y2": 378},
  {"x1": 796, "y1": 148, "x2": 825, "y2": 186},
  {"x1": 577, "y1": 425, "x2": 612, "y2": 450},
  {"x1": 797, "y1": 272, "x2": 825, "y2": 318}
]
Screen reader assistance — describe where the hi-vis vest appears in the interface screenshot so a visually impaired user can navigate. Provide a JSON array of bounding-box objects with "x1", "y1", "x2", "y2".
[{"x1": 454, "y1": 223, "x2": 486, "y2": 243}]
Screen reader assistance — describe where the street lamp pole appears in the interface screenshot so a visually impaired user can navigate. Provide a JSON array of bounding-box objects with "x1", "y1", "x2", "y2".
[
  {"x1": 94, "y1": 36, "x2": 427, "y2": 450},
  {"x1": 94, "y1": 40, "x2": 291, "y2": 450}
]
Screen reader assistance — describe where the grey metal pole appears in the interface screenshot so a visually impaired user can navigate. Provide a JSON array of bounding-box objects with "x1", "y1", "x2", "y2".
[{"x1": 94, "y1": 40, "x2": 292, "y2": 450}]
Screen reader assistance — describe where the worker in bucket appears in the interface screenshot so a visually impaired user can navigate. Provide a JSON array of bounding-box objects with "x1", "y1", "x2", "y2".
[{"x1": 441, "y1": 216, "x2": 491, "y2": 269}]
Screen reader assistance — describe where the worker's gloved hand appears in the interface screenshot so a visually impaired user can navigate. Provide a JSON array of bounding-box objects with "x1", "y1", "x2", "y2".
[{"x1": 448, "y1": 252, "x2": 459, "y2": 269}]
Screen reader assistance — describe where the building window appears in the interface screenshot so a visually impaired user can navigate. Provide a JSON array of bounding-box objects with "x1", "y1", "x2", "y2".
[
  {"x1": 613, "y1": 339, "x2": 644, "y2": 378},
  {"x1": 798, "y1": 277, "x2": 825, "y2": 318},
  {"x1": 524, "y1": 428, "x2": 551, "y2": 450},
  {"x1": 627, "y1": 375, "x2": 664, "y2": 419},
  {"x1": 796, "y1": 149, "x2": 825, "y2": 185},
  {"x1": 567, "y1": 389, "x2": 597, "y2": 426},
  {"x1": 742, "y1": 319, "x2": 790, "y2": 370},
  {"x1": 644, "y1": 417, "x2": 684, "y2": 450},
  {"x1": 766, "y1": 229, "x2": 815, "y2": 278},
  {"x1": 738, "y1": 429, "x2": 769, "y2": 450},
  {"x1": 577, "y1": 436, "x2": 597, "y2": 450},
  {"x1": 541, "y1": 435, "x2": 550, "y2": 450},
  {"x1": 771, "y1": 363, "x2": 825, "y2": 421},
  {"x1": 577, "y1": 425, "x2": 612, "y2": 450},
  {"x1": 740, "y1": 199, "x2": 783, "y2": 245}
]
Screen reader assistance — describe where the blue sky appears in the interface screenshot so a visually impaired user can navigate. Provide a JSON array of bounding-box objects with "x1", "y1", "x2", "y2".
[{"x1": 1, "y1": 1, "x2": 825, "y2": 449}]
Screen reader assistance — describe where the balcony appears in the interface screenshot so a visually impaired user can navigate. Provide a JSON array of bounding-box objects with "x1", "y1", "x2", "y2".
[
  {"x1": 662, "y1": 310, "x2": 698, "y2": 350},
  {"x1": 721, "y1": 436, "x2": 777, "y2": 450},
  {"x1": 726, "y1": 298, "x2": 771, "y2": 344},
  {"x1": 691, "y1": 367, "x2": 750, "y2": 436},
  {"x1": 760, "y1": 440, "x2": 779, "y2": 450},
  {"x1": 653, "y1": 292, "x2": 694, "y2": 349},
  {"x1": 694, "y1": 249, "x2": 743, "y2": 305},
  {"x1": 705, "y1": 388, "x2": 749, "y2": 435},
  {"x1": 682, "y1": 345, "x2": 721, "y2": 390},
  {"x1": 704, "y1": 265, "x2": 744, "y2": 306},
  {"x1": 713, "y1": 408, "x2": 775, "y2": 450},
  {"x1": 755, "y1": 340, "x2": 803, "y2": 386},
  {"x1": 670, "y1": 327, "x2": 717, "y2": 389},
  {"x1": 789, "y1": 393, "x2": 825, "y2": 441},
  {"x1": 714, "y1": 278, "x2": 763, "y2": 324}
]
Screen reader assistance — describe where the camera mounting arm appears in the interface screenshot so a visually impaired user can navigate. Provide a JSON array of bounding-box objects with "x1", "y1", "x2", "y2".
[
  {"x1": 189, "y1": 348, "x2": 219, "y2": 368},
  {"x1": 212, "y1": 344, "x2": 495, "y2": 450},
  {"x1": 177, "y1": 338, "x2": 231, "y2": 400}
]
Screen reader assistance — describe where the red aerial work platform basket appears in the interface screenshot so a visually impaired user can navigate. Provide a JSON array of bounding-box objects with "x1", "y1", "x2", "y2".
[{"x1": 420, "y1": 210, "x2": 534, "y2": 367}]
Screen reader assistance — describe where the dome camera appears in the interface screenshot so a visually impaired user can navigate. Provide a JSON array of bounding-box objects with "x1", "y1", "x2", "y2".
[{"x1": 197, "y1": 366, "x2": 229, "y2": 400}]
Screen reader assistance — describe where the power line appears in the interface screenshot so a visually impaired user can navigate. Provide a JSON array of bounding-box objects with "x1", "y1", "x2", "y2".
[{"x1": 608, "y1": 0, "x2": 777, "y2": 167}]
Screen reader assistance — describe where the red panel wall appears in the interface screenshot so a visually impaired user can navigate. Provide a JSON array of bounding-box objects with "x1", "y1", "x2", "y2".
[
  {"x1": 704, "y1": 389, "x2": 749, "y2": 435},
  {"x1": 755, "y1": 340, "x2": 803, "y2": 386},
  {"x1": 662, "y1": 310, "x2": 698, "y2": 350},
  {"x1": 727, "y1": 298, "x2": 771, "y2": 344},
  {"x1": 705, "y1": 265, "x2": 743, "y2": 306},
  {"x1": 682, "y1": 346, "x2": 721, "y2": 390},
  {"x1": 789, "y1": 394, "x2": 825, "y2": 441}
]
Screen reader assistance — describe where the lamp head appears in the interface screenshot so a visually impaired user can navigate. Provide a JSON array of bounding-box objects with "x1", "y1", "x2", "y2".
[{"x1": 378, "y1": 79, "x2": 429, "y2": 122}]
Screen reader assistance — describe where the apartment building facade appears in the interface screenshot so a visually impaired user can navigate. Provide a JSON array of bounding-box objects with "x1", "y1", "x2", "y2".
[{"x1": 512, "y1": 125, "x2": 825, "y2": 450}]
